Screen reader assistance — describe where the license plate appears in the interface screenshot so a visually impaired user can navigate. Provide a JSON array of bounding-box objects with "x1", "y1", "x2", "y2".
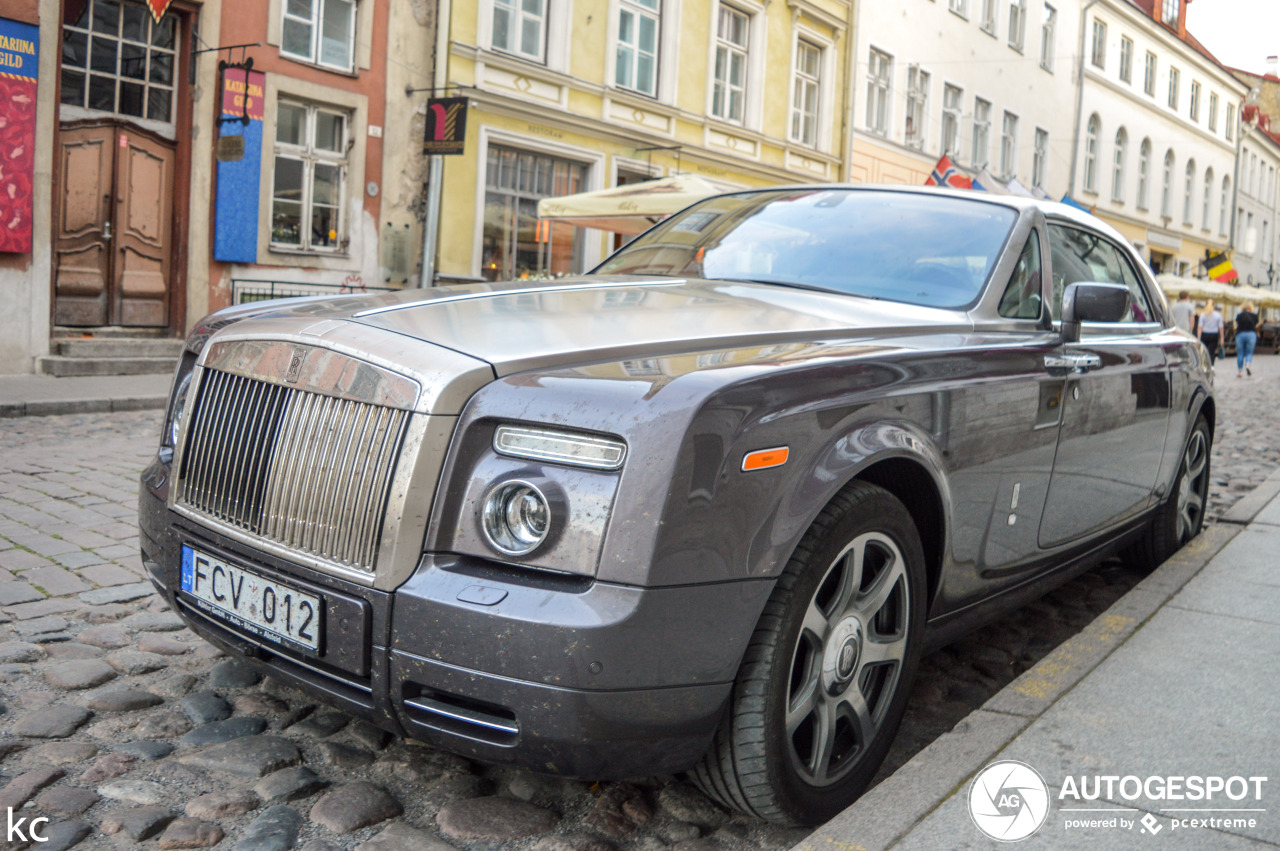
[{"x1": 181, "y1": 545, "x2": 322, "y2": 653}]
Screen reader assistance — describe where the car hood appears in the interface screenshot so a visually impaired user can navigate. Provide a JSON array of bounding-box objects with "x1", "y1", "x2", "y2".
[{"x1": 341, "y1": 276, "x2": 969, "y2": 377}]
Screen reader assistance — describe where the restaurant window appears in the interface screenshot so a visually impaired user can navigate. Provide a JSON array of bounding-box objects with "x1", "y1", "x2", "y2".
[
  {"x1": 482, "y1": 145, "x2": 587, "y2": 281},
  {"x1": 271, "y1": 101, "x2": 349, "y2": 253},
  {"x1": 281, "y1": 0, "x2": 356, "y2": 72},
  {"x1": 61, "y1": 0, "x2": 177, "y2": 124}
]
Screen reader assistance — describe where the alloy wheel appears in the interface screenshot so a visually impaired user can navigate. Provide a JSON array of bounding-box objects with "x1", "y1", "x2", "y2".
[{"x1": 1176, "y1": 428, "x2": 1209, "y2": 542}]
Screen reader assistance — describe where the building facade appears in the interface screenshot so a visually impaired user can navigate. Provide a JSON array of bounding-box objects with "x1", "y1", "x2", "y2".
[
  {"x1": 847, "y1": 0, "x2": 1080, "y2": 196},
  {"x1": 1072, "y1": 0, "x2": 1245, "y2": 276},
  {"x1": 429, "y1": 0, "x2": 855, "y2": 283}
]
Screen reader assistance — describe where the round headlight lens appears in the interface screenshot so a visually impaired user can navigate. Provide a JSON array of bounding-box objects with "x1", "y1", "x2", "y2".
[
  {"x1": 167, "y1": 373, "x2": 192, "y2": 448},
  {"x1": 482, "y1": 481, "x2": 551, "y2": 556}
]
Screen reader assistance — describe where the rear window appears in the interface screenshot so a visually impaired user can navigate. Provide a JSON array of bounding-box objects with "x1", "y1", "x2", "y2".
[{"x1": 594, "y1": 189, "x2": 1018, "y2": 308}]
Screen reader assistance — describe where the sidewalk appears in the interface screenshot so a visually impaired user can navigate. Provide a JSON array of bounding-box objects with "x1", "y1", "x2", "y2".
[
  {"x1": 796, "y1": 472, "x2": 1280, "y2": 849},
  {"x1": 0, "y1": 373, "x2": 171, "y2": 418}
]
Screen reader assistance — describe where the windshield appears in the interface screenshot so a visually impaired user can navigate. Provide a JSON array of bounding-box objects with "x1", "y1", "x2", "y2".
[{"x1": 593, "y1": 189, "x2": 1018, "y2": 309}]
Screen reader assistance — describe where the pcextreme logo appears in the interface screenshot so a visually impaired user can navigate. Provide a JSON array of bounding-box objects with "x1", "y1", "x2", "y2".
[{"x1": 967, "y1": 761, "x2": 1270, "y2": 841}]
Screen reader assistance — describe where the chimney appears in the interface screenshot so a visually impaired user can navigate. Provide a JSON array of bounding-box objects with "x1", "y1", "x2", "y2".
[{"x1": 1268, "y1": 56, "x2": 1279, "y2": 79}]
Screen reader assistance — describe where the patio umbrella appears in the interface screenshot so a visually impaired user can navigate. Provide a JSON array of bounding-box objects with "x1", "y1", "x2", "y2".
[
  {"x1": 1156, "y1": 274, "x2": 1280, "y2": 309},
  {"x1": 536, "y1": 174, "x2": 722, "y2": 235}
]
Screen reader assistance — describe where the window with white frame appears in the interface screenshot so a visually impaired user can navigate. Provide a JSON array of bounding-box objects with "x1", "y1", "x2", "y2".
[
  {"x1": 866, "y1": 48, "x2": 892, "y2": 135},
  {"x1": 1090, "y1": 19, "x2": 1106, "y2": 69},
  {"x1": 1033, "y1": 127, "x2": 1048, "y2": 188},
  {"x1": 1143, "y1": 51, "x2": 1156, "y2": 96},
  {"x1": 1137, "y1": 137, "x2": 1151, "y2": 209},
  {"x1": 1226, "y1": 103, "x2": 1235, "y2": 141},
  {"x1": 1220, "y1": 176, "x2": 1229, "y2": 234},
  {"x1": 1040, "y1": 4, "x2": 1056, "y2": 70},
  {"x1": 1119, "y1": 36, "x2": 1133, "y2": 83},
  {"x1": 1190, "y1": 80, "x2": 1200, "y2": 121},
  {"x1": 981, "y1": 0, "x2": 997, "y2": 34},
  {"x1": 60, "y1": 0, "x2": 178, "y2": 124},
  {"x1": 1000, "y1": 111, "x2": 1018, "y2": 177},
  {"x1": 905, "y1": 65, "x2": 929, "y2": 149},
  {"x1": 1112, "y1": 127, "x2": 1127, "y2": 202},
  {"x1": 972, "y1": 97, "x2": 991, "y2": 166},
  {"x1": 711, "y1": 5, "x2": 749, "y2": 123},
  {"x1": 942, "y1": 84, "x2": 962, "y2": 156},
  {"x1": 949, "y1": 0, "x2": 969, "y2": 18},
  {"x1": 271, "y1": 101, "x2": 349, "y2": 252},
  {"x1": 616, "y1": 0, "x2": 660, "y2": 96},
  {"x1": 1008, "y1": 0, "x2": 1026, "y2": 50},
  {"x1": 1209, "y1": 91, "x2": 1219, "y2": 132},
  {"x1": 1168, "y1": 66, "x2": 1179, "y2": 109},
  {"x1": 791, "y1": 40, "x2": 822, "y2": 146},
  {"x1": 1161, "y1": 149, "x2": 1174, "y2": 218},
  {"x1": 1203, "y1": 167, "x2": 1213, "y2": 230},
  {"x1": 1183, "y1": 159, "x2": 1195, "y2": 224},
  {"x1": 1084, "y1": 114, "x2": 1099, "y2": 193},
  {"x1": 281, "y1": 0, "x2": 356, "y2": 72},
  {"x1": 1162, "y1": 0, "x2": 1179, "y2": 26},
  {"x1": 492, "y1": 0, "x2": 547, "y2": 62}
]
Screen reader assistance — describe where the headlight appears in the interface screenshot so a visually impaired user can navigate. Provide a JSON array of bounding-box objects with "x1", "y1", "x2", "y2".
[
  {"x1": 165, "y1": 371, "x2": 193, "y2": 448},
  {"x1": 481, "y1": 480, "x2": 551, "y2": 556},
  {"x1": 494, "y1": 425, "x2": 626, "y2": 470}
]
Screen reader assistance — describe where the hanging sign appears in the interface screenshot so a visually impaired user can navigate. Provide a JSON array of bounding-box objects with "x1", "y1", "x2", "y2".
[
  {"x1": 214, "y1": 64, "x2": 266, "y2": 263},
  {"x1": 0, "y1": 16, "x2": 38, "y2": 254},
  {"x1": 423, "y1": 97, "x2": 468, "y2": 155},
  {"x1": 144, "y1": 0, "x2": 177, "y2": 23}
]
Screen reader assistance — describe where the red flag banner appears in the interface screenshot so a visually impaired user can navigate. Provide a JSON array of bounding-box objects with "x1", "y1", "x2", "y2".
[
  {"x1": 924, "y1": 154, "x2": 973, "y2": 190},
  {"x1": 0, "y1": 16, "x2": 38, "y2": 254},
  {"x1": 144, "y1": 0, "x2": 176, "y2": 23}
]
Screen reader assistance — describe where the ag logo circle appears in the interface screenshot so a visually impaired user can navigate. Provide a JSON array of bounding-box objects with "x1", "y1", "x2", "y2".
[{"x1": 967, "y1": 760, "x2": 1050, "y2": 842}]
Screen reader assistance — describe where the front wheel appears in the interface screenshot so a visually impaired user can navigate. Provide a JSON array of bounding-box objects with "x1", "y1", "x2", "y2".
[
  {"x1": 1129, "y1": 414, "x2": 1211, "y2": 571},
  {"x1": 691, "y1": 481, "x2": 927, "y2": 825}
]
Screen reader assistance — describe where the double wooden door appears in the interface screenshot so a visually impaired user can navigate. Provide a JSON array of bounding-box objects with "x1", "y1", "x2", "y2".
[{"x1": 54, "y1": 122, "x2": 175, "y2": 327}]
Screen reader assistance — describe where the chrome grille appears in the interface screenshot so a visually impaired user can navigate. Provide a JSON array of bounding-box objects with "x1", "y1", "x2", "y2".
[{"x1": 175, "y1": 368, "x2": 409, "y2": 574}]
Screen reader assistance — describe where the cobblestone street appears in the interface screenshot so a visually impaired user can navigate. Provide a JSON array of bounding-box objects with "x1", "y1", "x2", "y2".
[{"x1": 0, "y1": 353, "x2": 1273, "y2": 851}]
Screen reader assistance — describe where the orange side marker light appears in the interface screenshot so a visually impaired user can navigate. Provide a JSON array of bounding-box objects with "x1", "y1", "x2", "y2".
[{"x1": 742, "y1": 447, "x2": 789, "y2": 472}]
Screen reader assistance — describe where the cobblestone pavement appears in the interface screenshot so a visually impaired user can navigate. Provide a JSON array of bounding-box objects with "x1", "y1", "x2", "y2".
[{"x1": 0, "y1": 355, "x2": 1272, "y2": 850}]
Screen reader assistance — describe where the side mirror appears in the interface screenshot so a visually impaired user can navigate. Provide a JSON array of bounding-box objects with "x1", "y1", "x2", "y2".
[{"x1": 1061, "y1": 282, "x2": 1130, "y2": 343}]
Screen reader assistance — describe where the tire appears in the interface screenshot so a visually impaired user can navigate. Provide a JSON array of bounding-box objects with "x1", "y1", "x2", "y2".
[
  {"x1": 690, "y1": 480, "x2": 927, "y2": 826},
  {"x1": 1129, "y1": 414, "x2": 1211, "y2": 571}
]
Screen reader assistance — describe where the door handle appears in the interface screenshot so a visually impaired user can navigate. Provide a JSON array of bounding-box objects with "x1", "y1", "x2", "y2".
[
  {"x1": 103, "y1": 221, "x2": 112, "y2": 242},
  {"x1": 1044, "y1": 353, "x2": 1102, "y2": 373}
]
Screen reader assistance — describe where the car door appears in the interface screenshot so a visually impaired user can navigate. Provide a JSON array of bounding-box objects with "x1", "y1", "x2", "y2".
[{"x1": 1038, "y1": 222, "x2": 1172, "y2": 548}]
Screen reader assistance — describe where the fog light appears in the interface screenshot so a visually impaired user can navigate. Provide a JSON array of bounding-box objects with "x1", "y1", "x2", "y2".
[{"x1": 482, "y1": 481, "x2": 551, "y2": 556}]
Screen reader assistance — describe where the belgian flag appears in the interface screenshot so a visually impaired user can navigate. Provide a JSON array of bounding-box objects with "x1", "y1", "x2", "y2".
[{"x1": 1207, "y1": 251, "x2": 1238, "y2": 283}]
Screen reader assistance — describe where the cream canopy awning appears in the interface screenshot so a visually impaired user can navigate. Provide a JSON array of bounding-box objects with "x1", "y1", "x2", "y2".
[
  {"x1": 1155, "y1": 274, "x2": 1280, "y2": 309},
  {"x1": 536, "y1": 174, "x2": 722, "y2": 235}
]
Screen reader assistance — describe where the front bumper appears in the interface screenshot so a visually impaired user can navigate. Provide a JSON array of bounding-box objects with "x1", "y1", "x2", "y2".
[{"x1": 139, "y1": 459, "x2": 772, "y2": 779}]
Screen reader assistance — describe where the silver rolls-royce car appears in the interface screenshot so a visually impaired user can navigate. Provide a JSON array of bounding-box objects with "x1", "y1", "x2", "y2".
[{"x1": 138, "y1": 186, "x2": 1213, "y2": 826}]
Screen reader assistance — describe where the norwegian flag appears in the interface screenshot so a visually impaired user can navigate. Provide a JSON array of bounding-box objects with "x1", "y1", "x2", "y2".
[{"x1": 925, "y1": 154, "x2": 973, "y2": 190}]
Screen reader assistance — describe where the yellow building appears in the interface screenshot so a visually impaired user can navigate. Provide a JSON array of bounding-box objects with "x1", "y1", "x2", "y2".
[{"x1": 428, "y1": 0, "x2": 854, "y2": 283}]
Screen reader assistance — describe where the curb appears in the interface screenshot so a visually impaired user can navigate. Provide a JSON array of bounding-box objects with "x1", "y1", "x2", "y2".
[
  {"x1": 791, "y1": 522, "x2": 1242, "y2": 851},
  {"x1": 1219, "y1": 465, "x2": 1280, "y2": 525},
  {"x1": 0, "y1": 396, "x2": 168, "y2": 419}
]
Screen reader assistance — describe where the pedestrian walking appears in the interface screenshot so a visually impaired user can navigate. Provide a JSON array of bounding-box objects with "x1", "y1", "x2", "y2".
[
  {"x1": 1199, "y1": 299, "x2": 1224, "y2": 366},
  {"x1": 1171, "y1": 290, "x2": 1196, "y2": 334},
  {"x1": 1235, "y1": 301, "x2": 1259, "y2": 377}
]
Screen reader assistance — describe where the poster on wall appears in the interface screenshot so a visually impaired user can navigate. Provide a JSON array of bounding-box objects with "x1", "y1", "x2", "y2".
[
  {"x1": 213, "y1": 65, "x2": 266, "y2": 263},
  {"x1": 0, "y1": 17, "x2": 38, "y2": 254}
]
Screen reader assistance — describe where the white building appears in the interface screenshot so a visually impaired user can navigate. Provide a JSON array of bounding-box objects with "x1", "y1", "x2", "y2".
[
  {"x1": 849, "y1": 0, "x2": 1080, "y2": 195},
  {"x1": 1233, "y1": 108, "x2": 1280, "y2": 291},
  {"x1": 1071, "y1": 0, "x2": 1246, "y2": 276}
]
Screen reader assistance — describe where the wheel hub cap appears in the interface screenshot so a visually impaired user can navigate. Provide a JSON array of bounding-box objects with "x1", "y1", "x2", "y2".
[{"x1": 823, "y1": 617, "x2": 863, "y2": 693}]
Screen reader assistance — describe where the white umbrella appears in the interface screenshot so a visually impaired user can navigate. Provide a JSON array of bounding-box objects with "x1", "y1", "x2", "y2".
[{"x1": 536, "y1": 174, "x2": 722, "y2": 235}]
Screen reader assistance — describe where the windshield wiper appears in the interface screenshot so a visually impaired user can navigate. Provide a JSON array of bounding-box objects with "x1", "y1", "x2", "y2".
[{"x1": 711, "y1": 276, "x2": 874, "y2": 298}]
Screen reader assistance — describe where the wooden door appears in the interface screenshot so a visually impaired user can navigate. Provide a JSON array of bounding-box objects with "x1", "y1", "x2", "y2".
[
  {"x1": 54, "y1": 123, "x2": 175, "y2": 327},
  {"x1": 53, "y1": 125, "x2": 114, "y2": 326}
]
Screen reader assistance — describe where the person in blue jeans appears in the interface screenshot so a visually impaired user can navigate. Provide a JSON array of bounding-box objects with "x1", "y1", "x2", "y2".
[{"x1": 1235, "y1": 301, "x2": 1259, "y2": 378}]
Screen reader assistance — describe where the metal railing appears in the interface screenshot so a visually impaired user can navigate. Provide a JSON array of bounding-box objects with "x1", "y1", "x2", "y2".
[{"x1": 232, "y1": 278, "x2": 396, "y2": 305}]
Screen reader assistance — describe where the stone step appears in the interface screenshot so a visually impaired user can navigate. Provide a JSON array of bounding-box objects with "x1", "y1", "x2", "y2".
[
  {"x1": 52, "y1": 325, "x2": 169, "y2": 339},
  {"x1": 35, "y1": 355, "x2": 179, "y2": 378},
  {"x1": 54, "y1": 338, "x2": 185, "y2": 359}
]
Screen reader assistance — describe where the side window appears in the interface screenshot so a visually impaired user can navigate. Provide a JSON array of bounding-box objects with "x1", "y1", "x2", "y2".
[
  {"x1": 998, "y1": 234, "x2": 1043, "y2": 319},
  {"x1": 1047, "y1": 224, "x2": 1154, "y2": 323}
]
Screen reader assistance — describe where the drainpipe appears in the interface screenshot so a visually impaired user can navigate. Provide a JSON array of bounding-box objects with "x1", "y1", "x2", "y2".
[
  {"x1": 1230, "y1": 111, "x2": 1244, "y2": 260},
  {"x1": 418, "y1": 0, "x2": 452, "y2": 288},
  {"x1": 842, "y1": 0, "x2": 860, "y2": 182},
  {"x1": 1067, "y1": 0, "x2": 1102, "y2": 200}
]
